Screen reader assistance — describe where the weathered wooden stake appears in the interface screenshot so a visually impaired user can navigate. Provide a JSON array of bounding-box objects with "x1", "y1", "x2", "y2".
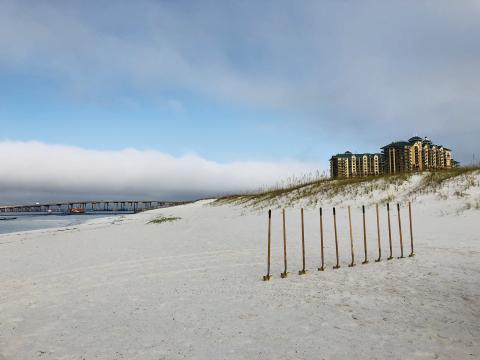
[
  {"x1": 281, "y1": 209, "x2": 289, "y2": 278},
  {"x1": 263, "y1": 209, "x2": 272, "y2": 281},
  {"x1": 348, "y1": 206, "x2": 355, "y2": 267},
  {"x1": 299, "y1": 208, "x2": 307, "y2": 275},
  {"x1": 397, "y1": 203, "x2": 404, "y2": 258},
  {"x1": 333, "y1": 207, "x2": 340, "y2": 269},
  {"x1": 387, "y1": 203, "x2": 393, "y2": 260},
  {"x1": 375, "y1": 203, "x2": 382, "y2": 262},
  {"x1": 362, "y1": 205, "x2": 369, "y2": 264},
  {"x1": 318, "y1": 207, "x2": 325, "y2": 271},
  {"x1": 408, "y1": 202, "x2": 415, "y2": 257}
]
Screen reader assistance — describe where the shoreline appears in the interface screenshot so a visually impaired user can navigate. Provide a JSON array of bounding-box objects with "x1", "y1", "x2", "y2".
[{"x1": 0, "y1": 213, "x2": 121, "y2": 236}]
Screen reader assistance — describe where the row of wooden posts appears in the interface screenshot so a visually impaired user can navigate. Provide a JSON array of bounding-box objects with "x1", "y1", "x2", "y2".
[{"x1": 263, "y1": 202, "x2": 414, "y2": 281}]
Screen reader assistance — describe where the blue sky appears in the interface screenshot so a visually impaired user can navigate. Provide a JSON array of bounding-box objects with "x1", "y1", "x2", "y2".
[{"x1": 0, "y1": 0, "x2": 479, "y2": 202}]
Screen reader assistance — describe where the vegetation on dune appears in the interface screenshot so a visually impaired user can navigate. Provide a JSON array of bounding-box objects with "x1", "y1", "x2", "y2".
[
  {"x1": 214, "y1": 166, "x2": 480, "y2": 209},
  {"x1": 412, "y1": 166, "x2": 479, "y2": 192},
  {"x1": 147, "y1": 215, "x2": 182, "y2": 224}
]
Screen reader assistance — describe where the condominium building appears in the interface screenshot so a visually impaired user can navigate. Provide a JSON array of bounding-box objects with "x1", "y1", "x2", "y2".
[
  {"x1": 330, "y1": 136, "x2": 455, "y2": 178},
  {"x1": 330, "y1": 152, "x2": 383, "y2": 178},
  {"x1": 382, "y1": 136, "x2": 453, "y2": 175}
]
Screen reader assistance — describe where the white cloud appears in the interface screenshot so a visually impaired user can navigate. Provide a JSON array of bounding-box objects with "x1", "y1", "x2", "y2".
[{"x1": 0, "y1": 141, "x2": 320, "y2": 204}]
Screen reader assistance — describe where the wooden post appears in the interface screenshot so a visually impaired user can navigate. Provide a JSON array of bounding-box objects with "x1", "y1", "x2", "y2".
[
  {"x1": 387, "y1": 203, "x2": 393, "y2": 260},
  {"x1": 281, "y1": 209, "x2": 288, "y2": 278},
  {"x1": 397, "y1": 203, "x2": 404, "y2": 258},
  {"x1": 318, "y1": 207, "x2": 325, "y2": 271},
  {"x1": 333, "y1": 207, "x2": 340, "y2": 269},
  {"x1": 348, "y1": 206, "x2": 355, "y2": 267},
  {"x1": 408, "y1": 201, "x2": 415, "y2": 257},
  {"x1": 362, "y1": 205, "x2": 369, "y2": 264},
  {"x1": 375, "y1": 203, "x2": 382, "y2": 262},
  {"x1": 263, "y1": 209, "x2": 272, "y2": 281},
  {"x1": 299, "y1": 208, "x2": 307, "y2": 275}
]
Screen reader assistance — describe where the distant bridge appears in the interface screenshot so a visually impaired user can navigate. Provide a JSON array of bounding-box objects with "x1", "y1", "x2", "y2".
[{"x1": 0, "y1": 200, "x2": 189, "y2": 215}]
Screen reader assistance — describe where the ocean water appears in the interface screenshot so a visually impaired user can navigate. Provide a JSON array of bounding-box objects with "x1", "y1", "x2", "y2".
[{"x1": 0, "y1": 214, "x2": 112, "y2": 235}]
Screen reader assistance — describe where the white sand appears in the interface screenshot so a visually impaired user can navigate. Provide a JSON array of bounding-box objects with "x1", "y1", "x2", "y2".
[{"x1": 1, "y1": 176, "x2": 479, "y2": 359}]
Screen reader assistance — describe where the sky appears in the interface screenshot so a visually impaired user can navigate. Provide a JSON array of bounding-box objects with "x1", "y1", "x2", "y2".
[{"x1": 1, "y1": 0, "x2": 479, "y2": 203}]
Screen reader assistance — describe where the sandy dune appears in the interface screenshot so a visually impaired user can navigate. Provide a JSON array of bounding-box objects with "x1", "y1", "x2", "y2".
[{"x1": 1, "y1": 178, "x2": 480, "y2": 359}]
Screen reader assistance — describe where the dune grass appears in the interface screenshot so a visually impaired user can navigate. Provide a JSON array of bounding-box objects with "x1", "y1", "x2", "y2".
[
  {"x1": 412, "y1": 166, "x2": 479, "y2": 192},
  {"x1": 147, "y1": 215, "x2": 182, "y2": 224},
  {"x1": 215, "y1": 166, "x2": 480, "y2": 209}
]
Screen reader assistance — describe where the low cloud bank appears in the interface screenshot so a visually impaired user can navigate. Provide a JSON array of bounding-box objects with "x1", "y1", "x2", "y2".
[{"x1": 0, "y1": 141, "x2": 320, "y2": 204}]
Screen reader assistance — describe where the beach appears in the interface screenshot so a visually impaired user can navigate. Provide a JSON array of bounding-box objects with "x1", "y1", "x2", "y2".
[
  {"x1": 1, "y1": 182, "x2": 479, "y2": 359},
  {"x1": 2, "y1": 1, "x2": 479, "y2": 358}
]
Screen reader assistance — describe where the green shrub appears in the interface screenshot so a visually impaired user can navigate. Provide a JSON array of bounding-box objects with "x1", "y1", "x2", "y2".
[{"x1": 147, "y1": 215, "x2": 181, "y2": 224}]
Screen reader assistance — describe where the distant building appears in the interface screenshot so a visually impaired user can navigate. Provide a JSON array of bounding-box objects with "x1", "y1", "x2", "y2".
[
  {"x1": 330, "y1": 136, "x2": 455, "y2": 179},
  {"x1": 382, "y1": 136, "x2": 454, "y2": 175},
  {"x1": 330, "y1": 152, "x2": 383, "y2": 179}
]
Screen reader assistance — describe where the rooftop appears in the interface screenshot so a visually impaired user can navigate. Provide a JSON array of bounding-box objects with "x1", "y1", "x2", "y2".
[
  {"x1": 381, "y1": 141, "x2": 410, "y2": 149},
  {"x1": 408, "y1": 136, "x2": 423, "y2": 143},
  {"x1": 330, "y1": 152, "x2": 382, "y2": 159}
]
